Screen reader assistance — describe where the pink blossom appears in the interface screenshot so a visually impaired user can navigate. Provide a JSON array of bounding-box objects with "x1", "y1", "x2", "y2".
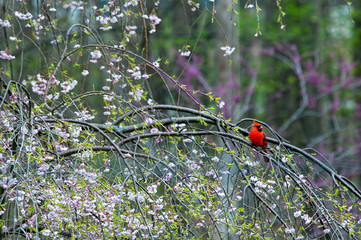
[
  {"x1": 235, "y1": 195, "x2": 243, "y2": 201},
  {"x1": 0, "y1": 51, "x2": 15, "y2": 60},
  {"x1": 0, "y1": 19, "x2": 11, "y2": 27},
  {"x1": 147, "y1": 185, "x2": 157, "y2": 194},
  {"x1": 155, "y1": 203, "x2": 163, "y2": 210},
  {"x1": 126, "y1": 25, "x2": 137, "y2": 35},
  {"x1": 90, "y1": 50, "x2": 102, "y2": 59},
  {"x1": 96, "y1": 16, "x2": 108, "y2": 25},
  {"x1": 75, "y1": 110, "x2": 95, "y2": 121},
  {"x1": 30, "y1": 74, "x2": 47, "y2": 95},
  {"x1": 145, "y1": 117, "x2": 153, "y2": 125},
  {"x1": 196, "y1": 222, "x2": 204, "y2": 227},
  {"x1": 14, "y1": 11, "x2": 33, "y2": 20},
  {"x1": 149, "y1": 14, "x2": 161, "y2": 25}
]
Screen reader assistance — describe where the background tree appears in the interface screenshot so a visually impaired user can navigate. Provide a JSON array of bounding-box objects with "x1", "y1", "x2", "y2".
[{"x1": 1, "y1": 0, "x2": 361, "y2": 239}]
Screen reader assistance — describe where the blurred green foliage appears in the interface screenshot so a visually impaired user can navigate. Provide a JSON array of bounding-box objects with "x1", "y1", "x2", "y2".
[{"x1": 145, "y1": 1, "x2": 360, "y2": 175}]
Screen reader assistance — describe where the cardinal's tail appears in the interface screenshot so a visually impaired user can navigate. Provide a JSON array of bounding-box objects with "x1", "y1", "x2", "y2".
[{"x1": 262, "y1": 146, "x2": 269, "y2": 163}]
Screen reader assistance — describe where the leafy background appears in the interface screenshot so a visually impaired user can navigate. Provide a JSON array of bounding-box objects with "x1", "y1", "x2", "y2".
[{"x1": 1, "y1": 0, "x2": 361, "y2": 239}]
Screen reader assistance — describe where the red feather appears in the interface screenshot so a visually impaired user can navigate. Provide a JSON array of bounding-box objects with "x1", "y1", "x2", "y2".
[{"x1": 249, "y1": 121, "x2": 269, "y2": 162}]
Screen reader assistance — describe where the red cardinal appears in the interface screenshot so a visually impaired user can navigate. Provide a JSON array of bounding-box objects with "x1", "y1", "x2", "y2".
[{"x1": 249, "y1": 121, "x2": 269, "y2": 162}]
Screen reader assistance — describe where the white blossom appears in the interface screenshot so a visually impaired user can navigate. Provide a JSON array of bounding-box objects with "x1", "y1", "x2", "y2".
[
  {"x1": 81, "y1": 70, "x2": 89, "y2": 76},
  {"x1": 219, "y1": 101, "x2": 225, "y2": 109},
  {"x1": 42, "y1": 229, "x2": 51, "y2": 236},
  {"x1": 220, "y1": 46, "x2": 235, "y2": 56},
  {"x1": 90, "y1": 50, "x2": 102, "y2": 59},
  {"x1": 294, "y1": 210, "x2": 302, "y2": 217}
]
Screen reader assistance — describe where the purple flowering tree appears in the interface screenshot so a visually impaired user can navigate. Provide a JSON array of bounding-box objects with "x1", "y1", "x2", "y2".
[{"x1": 1, "y1": 1, "x2": 361, "y2": 239}]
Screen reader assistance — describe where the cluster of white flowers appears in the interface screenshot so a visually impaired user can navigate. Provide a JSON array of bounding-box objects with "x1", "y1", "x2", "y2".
[
  {"x1": 149, "y1": 14, "x2": 161, "y2": 25},
  {"x1": 0, "y1": 18, "x2": 11, "y2": 27},
  {"x1": 126, "y1": 25, "x2": 137, "y2": 35},
  {"x1": 96, "y1": 15, "x2": 118, "y2": 31},
  {"x1": 147, "y1": 184, "x2": 158, "y2": 194},
  {"x1": 219, "y1": 101, "x2": 225, "y2": 108},
  {"x1": 129, "y1": 88, "x2": 144, "y2": 102},
  {"x1": 281, "y1": 156, "x2": 288, "y2": 163},
  {"x1": 301, "y1": 213, "x2": 312, "y2": 224},
  {"x1": 148, "y1": 14, "x2": 162, "y2": 33},
  {"x1": 285, "y1": 227, "x2": 295, "y2": 234},
  {"x1": 14, "y1": 11, "x2": 33, "y2": 20},
  {"x1": 205, "y1": 169, "x2": 217, "y2": 178},
  {"x1": 244, "y1": 159, "x2": 257, "y2": 167},
  {"x1": 9, "y1": 36, "x2": 17, "y2": 42},
  {"x1": 96, "y1": 15, "x2": 118, "y2": 25},
  {"x1": 90, "y1": 50, "x2": 102, "y2": 63},
  {"x1": 124, "y1": 0, "x2": 138, "y2": 7},
  {"x1": 30, "y1": 74, "x2": 48, "y2": 95},
  {"x1": 74, "y1": 168, "x2": 97, "y2": 184},
  {"x1": 103, "y1": 94, "x2": 114, "y2": 102},
  {"x1": 187, "y1": 1, "x2": 200, "y2": 12},
  {"x1": 179, "y1": 49, "x2": 191, "y2": 57},
  {"x1": 0, "y1": 176, "x2": 18, "y2": 189},
  {"x1": 60, "y1": 79, "x2": 78, "y2": 93},
  {"x1": 75, "y1": 110, "x2": 95, "y2": 121},
  {"x1": 250, "y1": 176, "x2": 258, "y2": 182},
  {"x1": 63, "y1": 1, "x2": 84, "y2": 10},
  {"x1": 0, "y1": 51, "x2": 15, "y2": 60},
  {"x1": 127, "y1": 66, "x2": 142, "y2": 80}
]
